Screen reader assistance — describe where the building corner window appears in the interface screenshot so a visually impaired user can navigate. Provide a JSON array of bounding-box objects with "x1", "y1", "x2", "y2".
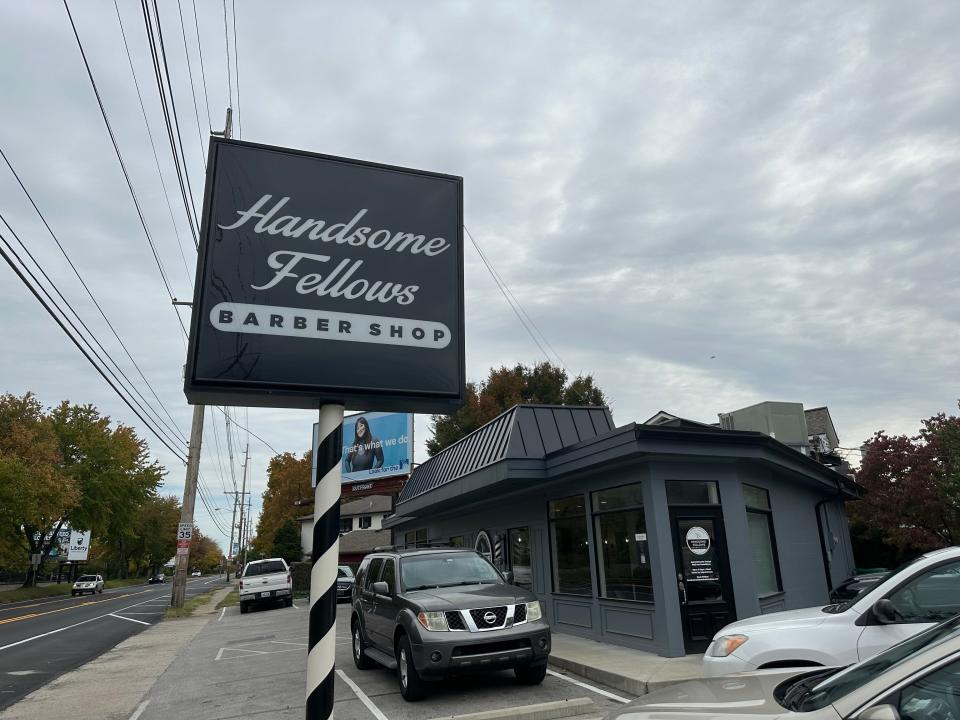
[
  {"x1": 549, "y1": 496, "x2": 591, "y2": 595},
  {"x1": 592, "y1": 483, "x2": 653, "y2": 602},
  {"x1": 743, "y1": 484, "x2": 782, "y2": 595}
]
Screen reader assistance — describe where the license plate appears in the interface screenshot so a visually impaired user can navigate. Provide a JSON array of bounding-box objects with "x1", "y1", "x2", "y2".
[{"x1": 259, "y1": 591, "x2": 271, "y2": 599}]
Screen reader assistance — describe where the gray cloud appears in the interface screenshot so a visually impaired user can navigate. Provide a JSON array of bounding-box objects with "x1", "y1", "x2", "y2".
[{"x1": 1, "y1": 1, "x2": 958, "y2": 545}]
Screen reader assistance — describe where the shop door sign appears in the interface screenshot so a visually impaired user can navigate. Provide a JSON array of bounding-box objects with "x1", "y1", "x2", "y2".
[{"x1": 683, "y1": 526, "x2": 718, "y2": 582}]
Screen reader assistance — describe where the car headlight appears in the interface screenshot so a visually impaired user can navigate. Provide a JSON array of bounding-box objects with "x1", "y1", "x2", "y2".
[
  {"x1": 526, "y1": 601, "x2": 542, "y2": 622},
  {"x1": 708, "y1": 634, "x2": 749, "y2": 657},
  {"x1": 417, "y1": 611, "x2": 449, "y2": 631}
]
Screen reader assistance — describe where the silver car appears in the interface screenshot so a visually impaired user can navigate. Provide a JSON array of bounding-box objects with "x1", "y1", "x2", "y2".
[
  {"x1": 72, "y1": 574, "x2": 104, "y2": 596},
  {"x1": 605, "y1": 615, "x2": 960, "y2": 720}
]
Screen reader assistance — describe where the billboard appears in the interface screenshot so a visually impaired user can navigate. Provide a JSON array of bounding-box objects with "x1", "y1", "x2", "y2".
[
  {"x1": 67, "y1": 530, "x2": 91, "y2": 561},
  {"x1": 312, "y1": 412, "x2": 413, "y2": 486},
  {"x1": 184, "y1": 138, "x2": 465, "y2": 414}
]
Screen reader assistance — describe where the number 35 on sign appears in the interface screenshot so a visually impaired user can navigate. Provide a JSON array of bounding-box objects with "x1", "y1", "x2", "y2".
[{"x1": 177, "y1": 523, "x2": 193, "y2": 541}]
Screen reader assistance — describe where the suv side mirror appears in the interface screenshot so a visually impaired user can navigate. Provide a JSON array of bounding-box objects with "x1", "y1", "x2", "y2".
[
  {"x1": 872, "y1": 598, "x2": 902, "y2": 625},
  {"x1": 502, "y1": 570, "x2": 515, "y2": 584},
  {"x1": 372, "y1": 581, "x2": 390, "y2": 596},
  {"x1": 858, "y1": 704, "x2": 900, "y2": 720}
]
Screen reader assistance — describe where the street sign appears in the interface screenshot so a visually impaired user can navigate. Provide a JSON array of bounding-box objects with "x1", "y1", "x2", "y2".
[
  {"x1": 177, "y1": 523, "x2": 194, "y2": 541},
  {"x1": 30, "y1": 554, "x2": 41, "y2": 566},
  {"x1": 67, "y1": 530, "x2": 91, "y2": 561},
  {"x1": 183, "y1": 138, "x2": 465, "y2": 414},
  {"x1": 176, "y1": 545, "x2": 190, "y2": 557}
]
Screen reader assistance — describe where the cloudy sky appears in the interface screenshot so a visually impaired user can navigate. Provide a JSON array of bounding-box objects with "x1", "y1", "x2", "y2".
[{"x1": 1, "y1": 1, "x2": 958, "y2": 549}]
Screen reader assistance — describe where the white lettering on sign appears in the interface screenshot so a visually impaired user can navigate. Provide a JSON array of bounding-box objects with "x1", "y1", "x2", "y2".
[
  {"x1": 211, "y1": 302, "x2": 451, "y2": 350},
  {"x1": 177, "y1": 523, "x2": 194, "y2": 541}
]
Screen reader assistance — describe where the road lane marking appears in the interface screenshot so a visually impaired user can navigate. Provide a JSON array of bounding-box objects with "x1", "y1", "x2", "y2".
[
  {"x1": 545, "y1": 669, "x2": 631, "y2": 704},
  {"x1": 218, "y1": 607, "x2": 226, "y2": 621},
  {"x1": 110, "y1": 613, "x2": 151, "y2": 626},
  {"x1": 336, "y1": 668, "x2": 389, "y2": 720},
  {"x1": 128, "y1": 698, "x2": 150, "y2": 720},
  {"x1": 0, "y1": 590, "x2": 153, "y2": 626},
  {"x1": 0, "y1": 594, "x2": 166, "y2": 652},
  {"x1": 0, "y1": 586, "x2": 146, "y2": 613}
]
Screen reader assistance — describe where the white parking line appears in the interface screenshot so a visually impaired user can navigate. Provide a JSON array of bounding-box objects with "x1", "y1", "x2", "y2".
[
  {"x1": 546, "y1": 669, "x2": 630, "y2": 704},
  {"x1": 110, "y1": 613, "x2": 151, "y2": 626},
  {"x1": 218, "y1": 607, "x2": 226, "y2": 622},
  {"x1": 128, "y1": 698, "x2": 150, "y2": 720},
  {"x1": 336, "y1": 668, "x2": 389, "y2": 720}
]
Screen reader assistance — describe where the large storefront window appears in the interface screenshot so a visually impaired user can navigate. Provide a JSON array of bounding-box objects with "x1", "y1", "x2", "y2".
[
  {"x1": 592, "y1": 484, "x2": 653, "y2": 602},
  {"x1": 549, "y1": 496, "x2": 591, "y2": 595},
  {"x1": 744, "y1": 484, "x2": 782, "y2": 595}
]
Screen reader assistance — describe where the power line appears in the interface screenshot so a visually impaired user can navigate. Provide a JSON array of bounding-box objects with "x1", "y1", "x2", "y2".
[
  {"x1": 463, "y1": 225, "x2": 566, "y2": 370},
  {"x1": 175, "y1": 0, "x2": 209, "y2": 168},
  {"x1": 0, "y1": 146, "x2": 188, "y2": 448},
  {"x1": 0, "y1": 229, "x2": 188, "y2": 462},
  {"x1": 147, "y1": 0, "x2": 203, "y2": 222},
  {"x1": 231, "y1": 0, "x2": 241, "y2": 138},
  {"x1": 189, "y1": 0, "x2": 213, "y2": 133},
  {"x1": 213, "y1": 405, "x2": 280, "y2": 455},
  {"x1": 62, "y1": 0, "x2": 188, "y2": 338},
  {"x1": 221, "y1": 0, "x2": 232, "y2": 109},
  {"x1": 140, "y1": 0, "x2": 201, "y2": 251},
  {"x1": 113, "y1": 0, "x2": 196, "y2": 281}
]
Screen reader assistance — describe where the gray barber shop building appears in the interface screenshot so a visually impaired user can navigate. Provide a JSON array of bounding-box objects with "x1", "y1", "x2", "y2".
[{"x1": 385, "y1": 404, "x2": 861, "y2": 656}]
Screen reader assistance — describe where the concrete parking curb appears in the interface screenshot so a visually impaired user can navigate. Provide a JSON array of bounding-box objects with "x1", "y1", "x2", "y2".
[
  {"x1": 428, "y1": 696, "x2": 596, "y2": 720},
  {"x1": 0, "y1": 584, "x2": 234, "y2": 720},
  {"x1": 548, "y1": 656, "x2": 647, "y2": 696}
]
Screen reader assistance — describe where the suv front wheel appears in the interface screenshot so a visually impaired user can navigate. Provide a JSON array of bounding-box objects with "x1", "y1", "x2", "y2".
[{"x1": 396, "y1": 634, "x2": 427, "y2": 701}]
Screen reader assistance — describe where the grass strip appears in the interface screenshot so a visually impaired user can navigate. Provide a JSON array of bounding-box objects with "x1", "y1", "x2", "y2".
[
  {"x1": 164, "y1": 589, "x2": 217, "y2": 619},
  {"x1": 215, "y1": 589, "x2": 239, "y2": 609},
  {"x1": 0, "y1": 577, "x2": 149, "y2": 604}
]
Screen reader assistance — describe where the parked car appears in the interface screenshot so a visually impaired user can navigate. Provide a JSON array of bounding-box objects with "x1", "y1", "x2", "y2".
[
  {"x1": 603, "y1": 614, "x2": 960, "y2": 720},
  {"x1": 829, "y1": 572, "x2": 886, "y2": 603},
  {"x1": 148, "y1": 573, "x2": 166, "y2": 584},
  {"x1": 350, "y1": 547, "x2": 551, "y2": 701},
  {"x1": 72, "y1": 574, "x2": 103, "y2": 596},
  {"x1": 336, "y1": 565, "x2": 355, "y2": 602},
  {"x1": 191, "y1": 570, "x2": 202, "y2": 577},
  {"x1": 703, "y1": 546, "x2": 960, "y2": 677},
  {"x1": 239, "y1": 558, "x2": 293, "y2": 614}
]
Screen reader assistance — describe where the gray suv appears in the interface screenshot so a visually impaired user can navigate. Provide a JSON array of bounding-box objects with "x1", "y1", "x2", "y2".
[{"x1": 350, "y1": 547, "x2": 551, "y2": 701}]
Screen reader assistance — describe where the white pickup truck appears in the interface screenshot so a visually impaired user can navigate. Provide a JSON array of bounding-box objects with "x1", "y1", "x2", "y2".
[{"x1": 239, "y1": 558, "x2": 293, "y2": 614}]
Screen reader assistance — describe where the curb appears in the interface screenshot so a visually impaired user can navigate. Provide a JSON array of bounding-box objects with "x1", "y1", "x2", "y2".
[
  {"x1": 548, "y1": 656, "x2": 648, "y2": 696},
  {"x1": 429, "y1": 696, "x2": 596, "y2": 720}
]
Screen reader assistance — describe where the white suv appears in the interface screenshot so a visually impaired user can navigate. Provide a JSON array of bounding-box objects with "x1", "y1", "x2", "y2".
[
  {"x1": 704, "y1": 546, "x2": 960, "y2": 676},
  {"x1": 239, "y1": 558, "x2": 293, "y2": 614}
]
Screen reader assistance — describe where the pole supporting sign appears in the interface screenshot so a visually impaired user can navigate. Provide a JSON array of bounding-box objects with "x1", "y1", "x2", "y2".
[{"x1": 184, "y1": 138, "x2": 465, "y2": 414}]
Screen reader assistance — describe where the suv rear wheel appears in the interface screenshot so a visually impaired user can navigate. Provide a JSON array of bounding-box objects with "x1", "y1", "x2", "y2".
[
  {"x1": 514, "y1": 663, "x2": 547, "y2": 685},
  {"x1": 352, "y1": 620, "x2": 374, "y2": 670},
  {"x1": 396, "y1": 634, "x2": 427, "y2": 701}
]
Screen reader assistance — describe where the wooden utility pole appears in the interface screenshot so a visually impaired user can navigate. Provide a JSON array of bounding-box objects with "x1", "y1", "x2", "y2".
[{"x1": 171, "y1": 404, "x2": 204, "y2": 608}]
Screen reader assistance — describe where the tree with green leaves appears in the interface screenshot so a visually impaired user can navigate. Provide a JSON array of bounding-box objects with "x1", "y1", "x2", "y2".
[
  {"x1": 128, "y1": 495, "x2": 181, "y2": 577},
  {"x1": 255, "y1": 451, "x2": 312, "y2": 557},
  {"x1": 0, "y1": 393, "x2": 78, "y2": 586},
  {"x1": 426, "y1": 362, "x2": 608, "y2": 455},
  {"x1": 272, "y1": 519, "x2": 302, "y2": 564}
]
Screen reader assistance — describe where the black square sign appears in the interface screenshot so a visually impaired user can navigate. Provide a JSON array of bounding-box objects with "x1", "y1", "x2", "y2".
[{"x1": 184, "y1": 138, "x2": 465, "y2": 413}]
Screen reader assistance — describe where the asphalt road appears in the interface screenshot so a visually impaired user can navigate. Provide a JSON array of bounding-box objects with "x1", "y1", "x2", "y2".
[{"x1": 0, "y1": 575, "x2": 227, "y2": 710}]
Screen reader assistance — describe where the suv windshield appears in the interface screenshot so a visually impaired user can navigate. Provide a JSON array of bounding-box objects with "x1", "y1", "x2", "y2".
[
  {"x1": 338, "y1": 566, "x2": 354, "y2": 578},
  {"x1": 244, "y1": 560, "x2": 286, "y2": 577},
  {"x1": 780, "y1": 616, "x2": 960, "y2": 711},
  {"x1": 401, "y1": 552, "x2": 502, "y2": 590},
  {"x1": 77, "y1": 575, "x2": 97, "y2": 582},
  {"x1": 822, "y1": 556, "x2": 922, "y2": 614}
]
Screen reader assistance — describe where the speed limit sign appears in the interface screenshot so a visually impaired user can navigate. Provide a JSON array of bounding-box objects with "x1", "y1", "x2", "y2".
[{"x1": 177, "y1": 523, "x2": 193, "y2": 542}]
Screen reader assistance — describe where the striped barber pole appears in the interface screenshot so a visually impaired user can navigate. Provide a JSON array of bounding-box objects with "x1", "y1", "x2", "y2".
[{"x1": 306, "y1": 404, "x2": 344, "y2": 719}]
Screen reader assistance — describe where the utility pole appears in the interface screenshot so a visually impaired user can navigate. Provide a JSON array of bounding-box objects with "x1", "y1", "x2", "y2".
[
  {"x1": 236, "y1": 443, "x2": 249, "y2": 573},
  {"x1": 172, "y1": 108, "x2": 232, "y2": 607},
  {"x1": 225, "y1": 485, "x2": 239, "y2": 582},
  {"x1": 171, "y1": 404, "x2": 203, "y2": 608}
]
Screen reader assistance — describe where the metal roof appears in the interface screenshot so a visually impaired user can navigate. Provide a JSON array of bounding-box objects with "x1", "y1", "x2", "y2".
[{"x1": 399, "y1": 405, "x2": 614, "y2": 503}]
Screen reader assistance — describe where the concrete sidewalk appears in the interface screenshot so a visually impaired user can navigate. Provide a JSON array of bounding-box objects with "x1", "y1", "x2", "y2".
[
  {"x1": 548, "y1": 633, "x2": 702, "y2": 696},
  {"x1": 0, "y1": 583, "x2": 234, "y2": 720}
]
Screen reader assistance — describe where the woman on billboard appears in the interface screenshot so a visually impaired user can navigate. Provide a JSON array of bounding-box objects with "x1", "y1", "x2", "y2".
[{"x1": 344, "y1": 416, "x2": 384, "y2": 472}]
